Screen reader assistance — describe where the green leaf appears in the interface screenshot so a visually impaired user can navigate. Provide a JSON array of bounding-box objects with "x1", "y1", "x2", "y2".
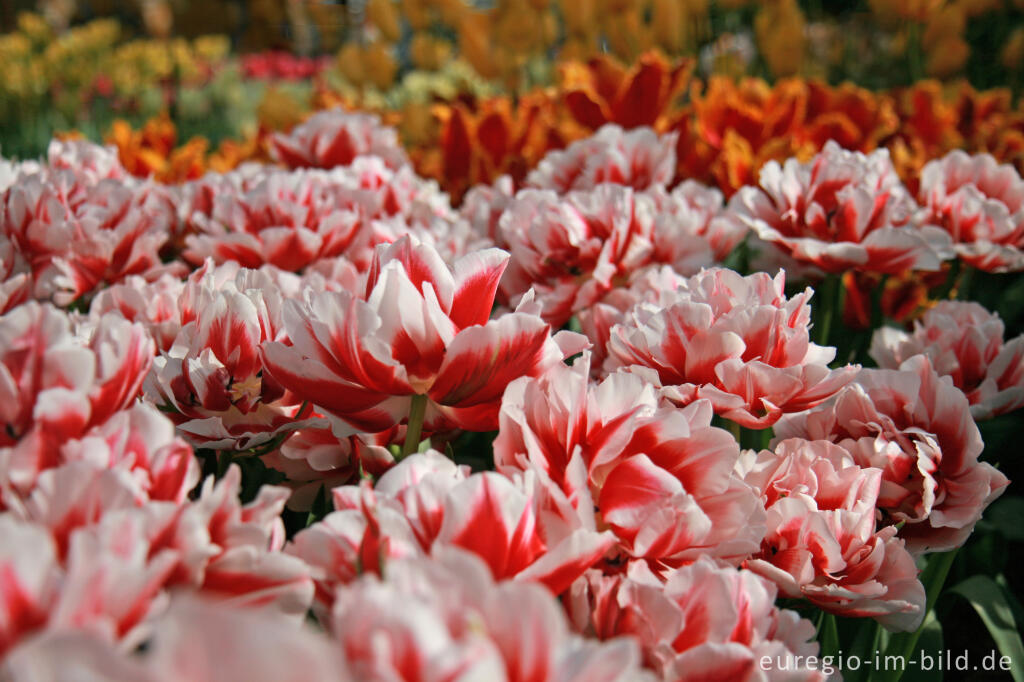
[
  {"x1": 875, "y1": 549, "x2": 958, "y2": 682},
  {"x1": 949, "y1": 576, "x2": 1024, "y2": 682},
  {"x1": 819, "y1": 613, "x2": 840, "y2": 661},
  {"x1": 898, "y1": 611, "x2": 943, "y2": 682},
  {"x1": 835, "y1": 617, "x2": 882, "y2": 682},
  {"x1": 985, "y1": 496, "x2": 1024, "y2": 543}
]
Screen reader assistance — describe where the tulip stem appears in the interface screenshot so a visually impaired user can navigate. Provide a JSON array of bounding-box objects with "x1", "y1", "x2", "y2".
[
  {"x1": 935, "y1": 259, "x2": 961, "y2": 300},
  {"x1": 727, "y1": 419, "x2": 741, "y2": 444},
  {"x1": 814, "y1": 273, "x2": 843, "y2": 348},
  {"x1": 402, "y1": 394, "x2": 429, "y2": 458},
  {"x1": 876, "y1": 548, "x2": 959, "y2": 682},
  {"x1": 907, "y1": 22, "x2": 924, "y2": 83},
  {"x1": 956, "y1": 265, "x2": 976, "y2": 301}
]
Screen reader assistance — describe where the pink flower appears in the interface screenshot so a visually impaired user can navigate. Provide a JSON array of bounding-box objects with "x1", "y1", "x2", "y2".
[
  {"x1": 3, "y1": 403, "x2": 198, "y2": 526},
  {"x1": 0, "y1": 235, "x2": 31, "y2": 314},
  {"x1": 5, "y1": 464, "x2": 313, "y2": 634},
  {"x1": 727, "y1": 141, "x2": 953, "y2": 274},
  {"x1": 140, "y1": 596, "x2": 346, "y2": 682},
  {"x1": 918, "y1": 150, "x2": 1024, "y2": 272},
  {"x1": 460, "y1": 174, "x2": 515, "y2": 245},
  {"x1": 289, "y1": 451, "x2": 614, "y2": 616},
  {"x1": 2, "y1": 159, "x2": 177, "y2": 303},
  {"x1": 261, "y1": 425, "x2": 398, "y2": 510},
  {"x1": 182, "y1": 159, "x2": 457, "y2": 272},
  {"x1": 871, "y1": 300, "x2": 1024, "y2": 419},
  {"x1": 0, "y1": 511, "x2": 178, "y2": 654},
  {"x1": 145, "y1": 265, "x2": 313, "y2": 450},
  {"x1": 774, "y1": 356, "x2": 1010, "y2": 553},
  {"x1": 605, "y1": 267, "x2": 858, "y2": 428},
  {"x1": 738, "y1": 438, "x2": 926, "y2": 630},
  {"x1": 88, "y1": 273, "x2": 185, "y2": 352},
  {"x1": 569, "y1": 557, "x2": 826, "y2": 681},
  {"x1": 156, "y1": 465, "x2": 314, "y2": 617},
  {"x1": 648, "y1": 180, "x2": 748, "y2": 262},
  {"x1": 495, "y1": 353, "x2": 765, "y2": 567},
  {"x1": 3, "y1": 593, "x2": 346, "y2": 682},
  {"x1": 747, "y1": 496, "x2": 925, "y2": 631},
  {"x1": 526, "y1": 125, "x2": 677, "y2": 194},
  {"x1": 45, "y1": 139, "x2": 126, "y2": 183},
  {"x1": 498, "y1": 185, "x2": 713, "y2": 327},
  {"x1": 0, "y1": 303, "x2": 154, "y2": 479},
  {"x1": 271, "y1": 108, "x2": 409, "y2": 170},
  {"x1": 0, "y1": 517, "x2": 59, "y2": 657},
  {"x1": 2, "y1": 629, "x2": 156, "y2": 681},
  {"x1": 262, "y1": 237, "x2": 587, "y2": 435},
  {"x1": 0, "y1": 157, "x2": 41, "y2": 193},
  {"x1": 332, "y1": 547, "x2": 647, "y2": 682}
]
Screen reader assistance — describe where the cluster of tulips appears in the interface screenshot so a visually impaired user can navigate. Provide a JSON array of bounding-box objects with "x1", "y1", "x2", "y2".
[
  {"x1": 1, "y1": 106, "x2": 1021, "y2": 680},
  {"x1": 103, "y1": 53, "x2": 1024, "y2": 203}
]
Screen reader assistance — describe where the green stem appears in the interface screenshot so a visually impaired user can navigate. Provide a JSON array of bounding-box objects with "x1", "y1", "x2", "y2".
[
  {"x1": 819, "y1": 613, "x2": 840, "y2": 660},
  {"x1": 216, "y1": 450, "x2": 233, "y2": 479},
  {"x1": 956, "y1": 264, "x2": 975, "y2": 301},
  {"x1": 934, "y1": 258, "x2": 961, "y2": 300},
  {"x1": 876, "y1": 549, "x2": 959, "y2": 682},
  {"x1": 727, "y1": 419, "x2": 742, "y2": 444},
  {"x1": 814, "y1": 273, "x2": 843, "y2": 348},
  {"x1": 402, "y1": 394, "x2": 429, "y2": 458},
  {"x1": 907, "y1": 21, "x2": 924, "y2": 83},
  {"x1": 870, "y1": 274, "x2": 890, "y2": 330}
]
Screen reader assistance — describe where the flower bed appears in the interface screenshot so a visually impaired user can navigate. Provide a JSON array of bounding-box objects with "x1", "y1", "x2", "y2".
[{"x1": 2, "y1": 104, "x2": 1023, "y2": 680}]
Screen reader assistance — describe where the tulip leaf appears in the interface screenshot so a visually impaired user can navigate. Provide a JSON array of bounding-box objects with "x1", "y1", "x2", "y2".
[
  {"x1": 819, "y1": 613, "x2": 839, "y2": 661},
  {"x1": 898, "y1": 610, "x2": 943, "y2": 682},
  {"x1": 948, "y1": 576, "x2": 1024, "y2": 682},
  {"x1": 985, "y1": 496, "x2": 1024, "y2": 543},
  {"x1": 876, "y1": 549, "x2": 958, "y2": 682}
]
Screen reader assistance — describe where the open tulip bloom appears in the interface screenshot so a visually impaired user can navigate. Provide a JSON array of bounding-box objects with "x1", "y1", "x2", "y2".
[{"x1": 0, "y1": 114, "x2": 1019, "y2": 682}]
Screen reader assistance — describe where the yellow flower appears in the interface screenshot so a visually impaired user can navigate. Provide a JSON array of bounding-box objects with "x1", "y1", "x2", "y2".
[
  {"x1": 193, "y1": 35, "x2": 230, "y2": 62},
  {"x1": 0, "y1": 34, "x2": 33, "y2": 60},
  {"x1": 337, "y1": 42, "x2": 367, "y2": 87},
  {"x1": 495, "y1": 6, "x2": 544, "y2": 54},
  {"x1": 560, "y1": 36, "x2": 596, "y2": 61},
  {"x1": 1002, "y1": 27, "x2": 1024, "y2": 70},
  {"x1": 257, "y1": 86, "x2": 306, "y2": 131},
  {"x1": 652, "y1": 0, "x2": 686, "y2": 53},
  {"x1": 926, "y1": 35, "x2": 969, "y2": 77},
  {"x1": 922, "y1": 3, "x2": 968, "y2": 77},
  {"x1": 402, "y1": 0, "x2": 433, "y2": 30},
  {"x1": 603, "y1": 7, "x2": 650, "y2": 61},
  {"x1": 411, "y1": 33, "x2": 453, "y2": 71},
  {"x1": 365, "y1": 40, "x2": 399, "y2": 90},
  {"x1": 433, "y1": 0, "x2": 469, "y2": 25},
  {"x1": 560, "y1": 0, "x2": 597, "y2": 37},
  {"x1": 755, "y1": 0, "x2": 805, "y2": 77},
  {"x1": 868, "y1": 0, "x2": 942, "y2": 24},
  {"x1": 458, "y1": 12, "x2": 500, "y2": 79},
  {"x1": 922, "y1": 2, "x2": 965, "y2": 50},
  {"x1": 367, "y1": 0, "x2": 402, "y2": 43},
  {"x1": 398, "y1": 100, "x2": 438, "y2": 145},
  {"x1": 16, "y1": 12, "x2": 52, "y2": 44}
]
